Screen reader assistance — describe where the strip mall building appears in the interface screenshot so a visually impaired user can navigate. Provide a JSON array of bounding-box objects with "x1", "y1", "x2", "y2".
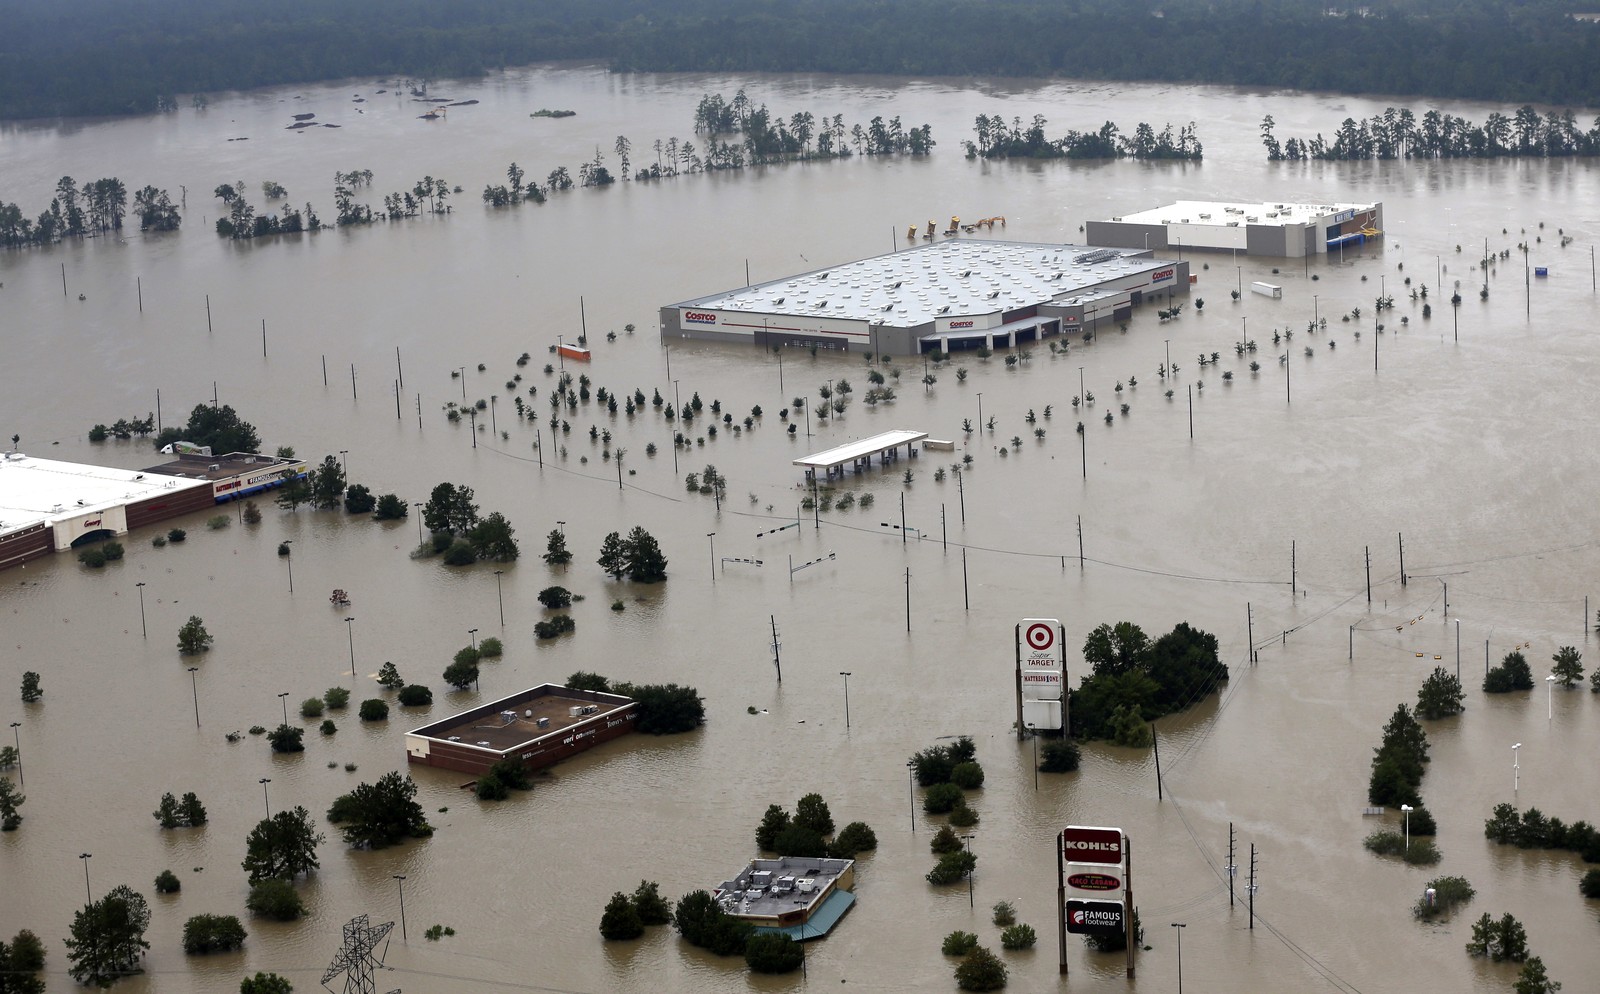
[{"x1": 661, "y1": 240, "x2": 1189, "y2": 356}]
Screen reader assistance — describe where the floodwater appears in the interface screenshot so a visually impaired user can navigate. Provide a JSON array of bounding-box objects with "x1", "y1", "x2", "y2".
[{"x1": 3, "y1": 66, "x2": 1600, "y2": 993}]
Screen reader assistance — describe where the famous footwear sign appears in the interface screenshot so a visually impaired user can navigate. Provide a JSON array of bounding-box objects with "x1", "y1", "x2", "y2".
[{"x1": 1066, "y1": 899, "x2": 1125, "y2": 935}]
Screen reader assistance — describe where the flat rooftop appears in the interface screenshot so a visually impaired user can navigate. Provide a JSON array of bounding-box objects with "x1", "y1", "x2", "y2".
[
  {"x1": 794, "y1": 430, "x2": 928, "y2": 470},
  {"x1": 410, "y1": 686, "x2": 632, "y2": 753},
  {"x1": 676, "y1": 241, "x2": 1167, "y2": 328},
  {"x1": 1114, "y1": 200, "x2": 1375, "y2": 228},
  {"x1": 142, "y1": 451, "x2": 298, "y2": 483},
  {"x1": 714, "y1": 857, "x2": 855, "y2": 924},
  {"x1": 0, "y1": 453, "x2": 205, "y2": 533}
]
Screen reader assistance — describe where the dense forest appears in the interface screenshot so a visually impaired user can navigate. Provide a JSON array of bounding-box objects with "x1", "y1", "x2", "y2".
[
  {"x1": 1262, "y1": 107, "x2": 1600, "y2": 159},
  {"x1": 5, "y1": 0, "x2": 1600, "y2": 121}
]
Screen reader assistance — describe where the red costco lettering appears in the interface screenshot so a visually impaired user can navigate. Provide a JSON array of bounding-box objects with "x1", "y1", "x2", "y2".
[
  {"x1": 948, "y1": 320, "x2": 974, "y2": 329},
  {"x1": 1152, "y1": 268, "x2": 1174, "y2": 282},
  {"x1": 684, "y1": 311, "x2": 718, "y2": 324}
]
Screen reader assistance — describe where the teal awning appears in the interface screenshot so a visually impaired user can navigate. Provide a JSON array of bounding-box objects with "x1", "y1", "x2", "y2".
[{"x1": 753, "y1": 889, "x2": 856, "y2": 941}]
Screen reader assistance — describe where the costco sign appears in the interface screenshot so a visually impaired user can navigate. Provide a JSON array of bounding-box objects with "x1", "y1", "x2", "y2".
[
  {"x1": 1061, "y1": 825, "x2": 1124, "y2": 866},
  {"x1": 1151, "y1": 268, "x2": 1175, "y2": 283},
  {"x1": 948, "y1": 320, "x2": 975, "y2": 329},
  {"x1": 683, "y1": 311, "x2": 718, "y2": 325}
]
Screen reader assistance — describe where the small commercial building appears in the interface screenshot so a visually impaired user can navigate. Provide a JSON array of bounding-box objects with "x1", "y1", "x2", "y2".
[
  {"x1": 1086, "y1": 200, "x2": 1384, "y2": 258},
  {"x1": 661, "y1": 240, "x2": 1188, "y2": 356},
  {"x1": 0, "y1": 452, "x2": 217, "y2": 570},
  {"x1": 140, "y1": 451, "x2": 308, "y2": 503},
  {"x1": 405, "y1": 684, "x2": 637, "y2": 775},
  {"x1": 712, "y1": 856, "x2": 857, "y2": 940}
]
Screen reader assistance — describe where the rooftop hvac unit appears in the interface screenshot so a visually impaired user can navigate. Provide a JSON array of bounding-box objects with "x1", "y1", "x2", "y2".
[
  {"x1": 536, "y1": 716, "x2": 550, "y2": 728},
  {"x1": 209, "y1": 464, "x2": 221, "y2": 472},
  {"x1": 568, "y1": 705, "x2": 584, "y2": 717},
  {"x1": 524, "y1": 709, "x2": 533, "y2": 718}
]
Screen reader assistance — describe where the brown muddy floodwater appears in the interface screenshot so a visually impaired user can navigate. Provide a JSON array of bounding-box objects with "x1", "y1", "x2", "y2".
[{"x1": 2, "y1": 66, "x2": 1599, "y2": 994}]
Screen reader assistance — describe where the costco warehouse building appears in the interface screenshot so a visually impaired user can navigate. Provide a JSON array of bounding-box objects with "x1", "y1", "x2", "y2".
[{"x1": 661, "y1": 240, "x2": 1189, "y2": 356}]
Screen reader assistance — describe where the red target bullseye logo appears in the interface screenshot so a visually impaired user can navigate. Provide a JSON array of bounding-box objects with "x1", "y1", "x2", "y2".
[{"x1": 1025, "y1": 623, "x2": 1055, "y2": 652}]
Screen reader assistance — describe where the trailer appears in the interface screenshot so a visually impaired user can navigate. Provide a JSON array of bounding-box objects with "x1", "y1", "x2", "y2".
[{"x1": 1250, "y1": 281, "x2": 1283, "y2": 299}]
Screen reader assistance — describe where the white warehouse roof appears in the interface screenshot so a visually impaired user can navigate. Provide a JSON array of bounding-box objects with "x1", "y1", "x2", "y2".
[
  {"x1": 0, "y1": 453, "x2": 203, "y2": 534},
  {"x1": 1113, "y1": 200, "x2": 1376, "y2": 229},
  {"x1": 678, "y1": 240, "x2": 1168, "y2": 329}
]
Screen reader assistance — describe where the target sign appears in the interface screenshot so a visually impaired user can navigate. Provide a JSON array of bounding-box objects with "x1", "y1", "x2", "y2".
[{"x1": 1018, "y1": 619, "x2": 1064, "y2": 669}]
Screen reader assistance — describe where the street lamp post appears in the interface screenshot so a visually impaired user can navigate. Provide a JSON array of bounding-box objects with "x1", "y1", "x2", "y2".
[
  {"x1": 344, "y1": 617, "x2": 356, "y2": 680},
  {"x1": 457, "y1": 366, "x2": 467, "y2": 399},
  {"x1": 1164, "y1": 340, "x2": 1171, "y2": 374},
  {"x1": 907, "y1": 760, "x2": 916, "y2": 833},
  {"x1": 414, "y1": 503, "x2": 425, "y2": 545},
  {"x1": 135, "y1": 582, "x2": 147, "y2": 638},
  {"x1": 1171, "y1": 922, "x2": 1187, "y2": 994},
  {"x1": 961, "y1": 835, "x2": 975, "y2": 907},
  {"x1": 494, "y1": 570, "x2": 505, "y2": 626},
  {"x1": 839, "y1": 672, "x2": 852, "y2": 729},
  {"x1": 1546, "y1": 674, "x2": 1557, "y2": 720},
  {"x1": 8, "y1": 722, "x2": 20, "y2": 787},
  {"x1": 1513, "y1": 743, "x2": 1521, "y2": 794},
  {"x1": 259, "y1": 778, "x2": 272, "y2": 818},
  {"x1": 338, "y1": 449, "x2": 348, "y2": 476},
  {"x1": 283, "y1": 540, "x2": 293, "y2": 593},
  {"x1": 707, "y1": 533, "x2": 716, "y2": 583},
  {"x1": 1400, "y1": 804, "x2": 1413, "y2": 850},
  {"x1": 976, "y1": 393, "x2": 983, "y2": 432},
  {"x1": 187, "y1": 667, "x2": 200, "y2": 728},
  {"x1": 277, "y1": 692, "x2": 289, "y2": 725},
  {"x1": 393, "y1": 875, "x2": 408, "y2": 941},
  {"x1": 79, "y1": 853, "x2": 92, "y2": 904},
  {"x1": 468, "y1": 628, "x2": 479, "y2": 651}
]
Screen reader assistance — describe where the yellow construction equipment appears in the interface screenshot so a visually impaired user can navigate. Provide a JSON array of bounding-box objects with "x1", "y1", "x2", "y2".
[{"x1": 907, "y1": 225, "x2": 919, "y2": 241}]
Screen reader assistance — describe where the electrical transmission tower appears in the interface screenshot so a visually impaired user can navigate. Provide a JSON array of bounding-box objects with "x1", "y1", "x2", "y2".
[{"x1": 322, "y1": 914, "x2": 400, "y2": 994}]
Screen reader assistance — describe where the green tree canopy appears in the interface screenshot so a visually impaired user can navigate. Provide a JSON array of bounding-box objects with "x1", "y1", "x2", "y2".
[
  {"x1": 65, "y1": 885, "x2": 150, "y2": 987},
  {"x1": 328, "y1": 771, "x2": 431, "y2": 849},
  {"x1": 153, "y1": 404, "x2": 261, "y2": 454},
  {"x1": 423, "y1": 483, "x2": 479, "y2": 534},
  {"x1": 241, "y1": 807, "x2": 323, "y2": 884}
]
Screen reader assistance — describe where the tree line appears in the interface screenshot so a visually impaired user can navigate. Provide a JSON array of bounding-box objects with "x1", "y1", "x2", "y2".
[
  {"x1": 966, "y1": 114, "x2": 1200, "y2": 160},
  {"x1": 1263, "y1": 108, "x2": 1600, "y2": 161},
  {"x1": 1, "y1": 176, "x2": 180, "y2": 249}
]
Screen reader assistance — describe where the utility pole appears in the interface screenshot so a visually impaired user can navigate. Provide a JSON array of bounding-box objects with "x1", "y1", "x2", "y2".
[
  {"x1": 1365, "y1": 546, "x2": 1372, "y2": 603},
  {"x1": 770, "y1": 615, "x2": 782, "y2": 683},
  {"x1": 1077, "y1": 515, "x2": 1084, "y2": 569},
  {"x1": 904, "y1": 567, "x2": 911, "y2": 633},
  {"x1": 1227, "y1": 823, "x2": 1236, "y2": 906},
  {"x1": 1248, "y1": 843, "x2": 1258, "y2": 929},
  {"x1": 1291, "y1": 540, "x2": 1296, "y2": 595},
  {"x1": 1152, "y1": 725, "x2": 1163, "y2": 800},
  {"x1": 1398, "y1": 532, "x2": 1406, "y2": 586}
]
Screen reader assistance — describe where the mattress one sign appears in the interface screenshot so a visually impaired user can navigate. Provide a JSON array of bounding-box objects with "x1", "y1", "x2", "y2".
[
  {"x1": 1066, "y1": 899, "x2": 1125, "y2": 935},
  {"x1": 1061, "y1": 825, "x2": 1124, "y2": 866}
]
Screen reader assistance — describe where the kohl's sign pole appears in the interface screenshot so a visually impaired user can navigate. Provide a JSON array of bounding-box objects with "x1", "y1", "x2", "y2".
[
  {"x1": 1057, "y1": 825, "x2": 1134, "y2": 978},
  {"x1": 1015, "y1": 619, "x2": 1066, "y2": 741}
]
